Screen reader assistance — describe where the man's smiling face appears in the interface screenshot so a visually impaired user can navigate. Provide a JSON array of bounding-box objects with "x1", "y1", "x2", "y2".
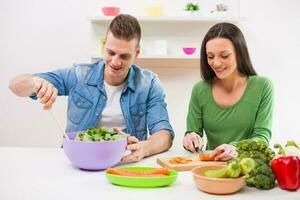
[{"x1": 103, "y1": 31, "x2": 140, "y2": 86}]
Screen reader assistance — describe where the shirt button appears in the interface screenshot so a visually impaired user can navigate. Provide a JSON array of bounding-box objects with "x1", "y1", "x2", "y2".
[
  {"x1": 77, "y1": 102, "x2": 81, "y2": 106},
  {"x1": 96, "y1": 113, "x2": 99, "y2": 116}
]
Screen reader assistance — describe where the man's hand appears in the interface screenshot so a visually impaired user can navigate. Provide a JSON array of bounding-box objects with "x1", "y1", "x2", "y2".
[
  {"x1": 113, "y1": 128, "x2": 145, "y2": 163},
  {"x1": 114, "y1": 128, "x2": 172, "y2": 163},
  {"x1": 121, "y1": 136, "x2": 148, "y2": 163},
  {"x1": 32, "y1": 76, "x2": 58, "y2": 110},
  {"x1": 212, "y1": 144, "x2": 238, "y2": 161},
  {"x1": 183, "y1": 132, "x2": 204, "y2": 153},
  {"x1": 9, "y1": 74, "x2": 58, "y2": 110}
]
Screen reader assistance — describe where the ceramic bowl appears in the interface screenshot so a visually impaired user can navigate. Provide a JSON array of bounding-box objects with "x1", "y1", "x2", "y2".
[
  {"x1": 192, "y1": 165, "x2": 245, "y2": 194},
  {"x1": 182, "y1": 47, "x2": 196, "y2": 55},
  {"x1": 145, "y1": 6, "x2": 164, "y2": 16},
  {"x1": 62, "y1": 131, "x2": 127, "y2": 170},
  {"x1": 101, "y1": 7, "x2": 120, "y2": 16}
]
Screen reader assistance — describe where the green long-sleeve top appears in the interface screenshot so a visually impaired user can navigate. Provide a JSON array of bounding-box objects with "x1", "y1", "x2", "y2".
[{"x1": 186, "y1": 75, "x2": 274, "y2": 150}]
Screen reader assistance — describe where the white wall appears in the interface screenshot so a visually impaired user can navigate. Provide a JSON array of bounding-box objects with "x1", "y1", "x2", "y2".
[{"x1": 1, "y1": 0, "x2": 300, "y2": 148}]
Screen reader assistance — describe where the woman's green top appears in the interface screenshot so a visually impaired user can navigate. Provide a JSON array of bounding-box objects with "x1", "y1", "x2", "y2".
[{"x1": 186, "y1": 76, "x2": 274, "y2": 150}]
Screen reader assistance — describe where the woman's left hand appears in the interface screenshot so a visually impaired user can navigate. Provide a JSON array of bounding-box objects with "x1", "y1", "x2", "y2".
[{"x1": 212, "y1": 144, "x2": 238, "y2": 161}]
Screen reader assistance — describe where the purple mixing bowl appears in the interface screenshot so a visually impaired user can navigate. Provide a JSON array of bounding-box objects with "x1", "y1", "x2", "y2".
[{"x1": 62, "y1": 132, "x2": 127, "y2": 170}]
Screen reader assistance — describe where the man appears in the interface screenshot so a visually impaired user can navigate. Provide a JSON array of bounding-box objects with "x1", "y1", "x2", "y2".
[{"x1": 9, "y1": 14, "x2": 174, "y2": 163}]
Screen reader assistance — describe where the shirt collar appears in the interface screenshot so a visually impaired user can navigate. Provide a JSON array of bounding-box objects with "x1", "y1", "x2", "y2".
[
  {"x1": 87, "y1": 60, "x2": 136, "y2": 92},
  {"x1": 126, "y1": 66, "x2": 136, "y2": 92}
]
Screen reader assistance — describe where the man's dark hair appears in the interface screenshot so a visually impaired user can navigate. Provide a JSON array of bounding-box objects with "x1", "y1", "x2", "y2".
[
  {"x1": 107, "y1": 14, "x2": 141, "y2": 44},
  {"x1": 200, "y1": 22, "x2": 257, "y2": 81}
]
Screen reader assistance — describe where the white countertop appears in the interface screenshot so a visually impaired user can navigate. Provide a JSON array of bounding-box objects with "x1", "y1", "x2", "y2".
[{"x1": 0, "y1": 147, "x2": 299, "y2": 200}]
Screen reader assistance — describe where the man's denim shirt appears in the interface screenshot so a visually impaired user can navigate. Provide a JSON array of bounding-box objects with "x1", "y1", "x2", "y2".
[{"x1": 31, "y1": 60, "x2": 174, "y2": 140}]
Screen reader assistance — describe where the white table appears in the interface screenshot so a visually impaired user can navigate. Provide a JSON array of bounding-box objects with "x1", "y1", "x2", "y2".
[{"x1": 0, "y1": 147, "x2": 299, "y2": 200}]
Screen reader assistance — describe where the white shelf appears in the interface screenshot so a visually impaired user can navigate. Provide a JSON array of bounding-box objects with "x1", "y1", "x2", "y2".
[
  {"x1": 91, "y1": 54, "x2": 200, "y2": 68},
  {"x1": 91, "y1": 54, "x2": 199, "y2": 60},
  {"x1": 89, "y1": 14, "x2": 241, "y2": 68},
  {"x1": 89, "y1": 16, "x2": 242, "y2": 24}
]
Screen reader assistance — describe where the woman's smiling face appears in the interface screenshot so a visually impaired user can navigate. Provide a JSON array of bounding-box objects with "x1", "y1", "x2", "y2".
[{"x1": 206, "y1": 38, "x2": 238, "y2": 80}]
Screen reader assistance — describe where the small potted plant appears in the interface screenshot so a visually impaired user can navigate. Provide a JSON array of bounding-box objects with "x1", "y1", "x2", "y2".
[
  {"x1": 210, "y1": 3, "x2": 228, "y2": 15},
  {"x1": 184, "y1": 3, "x2": 200, "y2": 13}
]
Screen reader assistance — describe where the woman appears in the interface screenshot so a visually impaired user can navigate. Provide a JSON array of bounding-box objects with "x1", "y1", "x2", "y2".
[{"x1": 183, "y1": 22, "x2": 273, "y2": 161}]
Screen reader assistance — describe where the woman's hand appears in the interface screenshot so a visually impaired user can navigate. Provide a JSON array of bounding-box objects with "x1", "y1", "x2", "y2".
[
  {"x1": 183, "y1": 132, "x2": 204, "y2": 153},
  {"x1": 212, "y1": 144, "x2": 238, "y2": 161}
]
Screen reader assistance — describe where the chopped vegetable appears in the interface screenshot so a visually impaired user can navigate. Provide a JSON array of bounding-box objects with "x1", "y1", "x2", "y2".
[
  {"x1": 169, "y1": 157, "x2": 192, "y2": 164},
  {"x1": 74, "y1": 127, "x2": 127, "y2": 142},
  {"x1": 107, "y1": 167, "x2": 170, "y2": 177}
]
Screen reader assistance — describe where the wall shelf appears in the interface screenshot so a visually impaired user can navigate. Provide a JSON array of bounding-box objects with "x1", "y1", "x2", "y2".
[
  {"x1": 89, "y1": 14, "x2": 241, "y2": 68},
  {"x1": 89, "y1": 16, "x2": 243, "y2": 24},
  {"x1": 91, "y1": 54, "x2": 200, "y2": 68},
  {"x1": 91, "y1": 54, "x2": 199, "y2": 60}
]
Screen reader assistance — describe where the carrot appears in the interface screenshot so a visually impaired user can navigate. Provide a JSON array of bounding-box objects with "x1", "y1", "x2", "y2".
[
  {"x1": 199, "y1": 149, "x2": 223, "y2": 161},
  {"x1": 107, "y1": 167, "x2": 170, "y2": 177},
  {"x1": 169, "y1": 156, "x2": 192, "y2": 164},
  {"x1": 199, "y1": 153, "x2": 213, "y2": 161}
]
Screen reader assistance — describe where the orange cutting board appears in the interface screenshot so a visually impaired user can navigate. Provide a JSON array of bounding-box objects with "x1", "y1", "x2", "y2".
[{"x1": 156, "y1": 155, "x2": 226, "y2": 171}]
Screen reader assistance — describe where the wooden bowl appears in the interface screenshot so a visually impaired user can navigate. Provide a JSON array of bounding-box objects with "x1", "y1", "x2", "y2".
[{"x1": 192, "y1": 165, "x2": 245, "y2": 194}]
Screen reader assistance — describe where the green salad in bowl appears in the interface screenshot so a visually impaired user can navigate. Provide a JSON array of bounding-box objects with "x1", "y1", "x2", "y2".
[
  {"x1": 63, "y1": 127, "x2": 128, "y2": 170},
  {"x1": 75, "y1": 127, "x2": 127, "y2": 142}
]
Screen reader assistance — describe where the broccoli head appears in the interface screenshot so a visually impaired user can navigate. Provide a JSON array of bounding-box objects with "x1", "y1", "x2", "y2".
[
  {"x1": 245, "y1": 159, "x2": 275, "y2": 190},
  {"x1": 236, "y1": 139, "x2": 275, "y2": 165},
  {"x1": 236, "y1": 139, "x2": 258, "y2": 152}
]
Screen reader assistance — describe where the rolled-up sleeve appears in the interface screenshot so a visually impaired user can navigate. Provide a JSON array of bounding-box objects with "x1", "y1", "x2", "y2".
[
  {"x1": 30, "y1": 66, "x2": 76, "y2": 99},
  {"x1": 146, "y1": 76, "x2": 174, "y2": 139}
]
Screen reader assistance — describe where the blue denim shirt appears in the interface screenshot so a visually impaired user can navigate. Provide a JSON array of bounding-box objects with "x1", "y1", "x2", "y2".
[{"x1": 31, "y1": 60, "x2": 174, "y2": 140}]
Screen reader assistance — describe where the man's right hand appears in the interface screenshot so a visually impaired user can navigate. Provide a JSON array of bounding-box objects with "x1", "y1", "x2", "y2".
[
  {"x1": 183, "y1": 132, "x2": 204, "y2": 153},
  {"x1": 32, "y1": 76, "x2": 58, "y2": 110},
  {"x1": 9, "y1": 74, "x2": 58, "y2": 110}
]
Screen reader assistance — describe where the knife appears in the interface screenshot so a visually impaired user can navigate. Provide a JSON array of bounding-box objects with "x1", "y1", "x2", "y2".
[{"x1": 193, "y1": 141, "x2": 202, "y2": 153}]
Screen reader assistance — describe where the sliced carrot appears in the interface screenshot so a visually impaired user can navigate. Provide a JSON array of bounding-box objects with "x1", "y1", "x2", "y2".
[
  {"x1": 107, "y1": 167, "x2": 170, "y2": 177},
  {"x1": 169, "y1": 156, "x2": 192, "y2": 164},
  {"x1": 113, "y1": 173, "x2": 166, "y2": 177}
]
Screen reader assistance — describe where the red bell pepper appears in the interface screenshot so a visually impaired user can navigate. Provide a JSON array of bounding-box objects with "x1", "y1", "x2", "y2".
[{"x1": 271, "y1": 143, "x2": 300, "y2": 191}]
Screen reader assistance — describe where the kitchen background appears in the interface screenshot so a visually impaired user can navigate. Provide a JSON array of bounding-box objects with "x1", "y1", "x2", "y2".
[{"x1": 0, "y1": 0, "x2": 299, "y2": 148}]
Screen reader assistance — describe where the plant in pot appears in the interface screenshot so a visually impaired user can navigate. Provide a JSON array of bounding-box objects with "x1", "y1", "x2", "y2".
[
  {"x1": 210, "y1": 3, "x2": 228, "y2": 14},
  {"x1": 184, "y1": 3, "x2": 200, "y2": 13}
]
